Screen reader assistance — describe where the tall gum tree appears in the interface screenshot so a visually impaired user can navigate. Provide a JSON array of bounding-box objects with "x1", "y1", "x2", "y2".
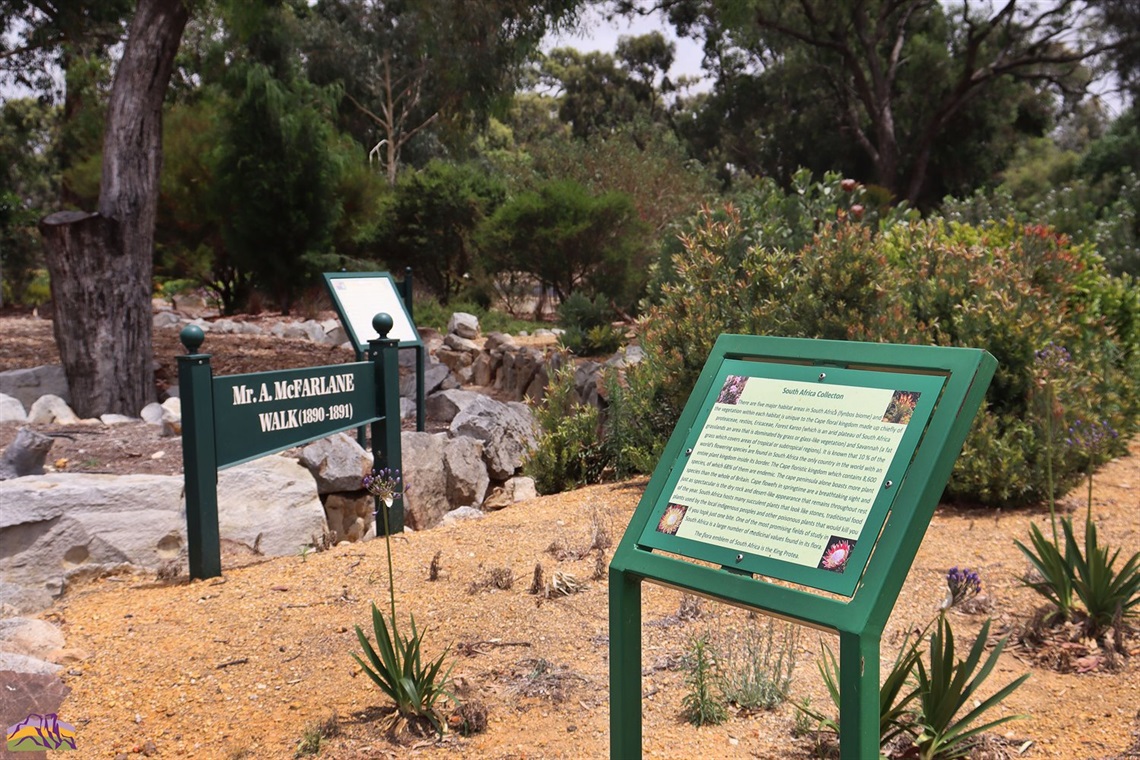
[
  {"x1": 655, "y1": 0, "x2": 1133, "y2": 205},
  {"x1": 38, "y1": 0, "x2": 189, "y2": 417}
]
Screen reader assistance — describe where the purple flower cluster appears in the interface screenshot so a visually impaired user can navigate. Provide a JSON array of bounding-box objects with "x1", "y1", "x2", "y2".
[
  {"x1": 363, "y1": 467, "x2": 403, "y2": 505},
  {"x1": 1065, "y1": 419, "x2": 1118, "y2": 457},
  {"x1": 944, "y1": 566, "x2": 982, "y2": 609},
  {"x1": 1034, "y1": 343, "x2": 1071, "y2": 375}
]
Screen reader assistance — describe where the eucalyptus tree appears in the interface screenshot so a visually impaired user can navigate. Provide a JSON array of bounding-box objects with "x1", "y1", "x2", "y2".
[
  {"x1": 655, "y1": 0, "x2": 1123, "y2": 206},
  {"x1": 34, "y1": 0, "x2": 190, "y2": 418},
  {"x1": 304, "y1": 0, "x2": 585, "y2": 184}
]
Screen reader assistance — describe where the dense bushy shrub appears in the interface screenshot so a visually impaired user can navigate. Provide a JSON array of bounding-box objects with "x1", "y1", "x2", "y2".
[
  {"x1": 557, "y1": 292, "x2": 622, "y2": 356},
  {"x1": 525, "y1": 364, "x2": 606, "y2": 495},
  {"x1": 635, "y1": 206, "x2": 1139, "y2": 508}
]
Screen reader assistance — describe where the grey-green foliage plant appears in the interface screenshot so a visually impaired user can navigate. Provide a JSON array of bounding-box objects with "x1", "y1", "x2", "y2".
[
  {"x1": 681, "y1": 632, "x2": 728, "y2": 727},
  {"x1": 719, "y1": 618, "x2": 800, "y2": 712},
  {"x1": 353, "y1": 469, "x2": 454, "y2": 737}
]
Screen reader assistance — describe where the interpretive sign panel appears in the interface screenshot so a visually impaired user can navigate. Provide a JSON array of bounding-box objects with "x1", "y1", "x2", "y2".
[
  {"x1": 609, "y1": 334, "x2": 996, "y2": 760},
  {"x1": 213, "y1": 362, "x2": 379, "y2": 468},
  {"x1": 639, "y1": 360, "x2": 944, "y2": 595},
  {"x1": 323, "y1": 272, "x2": 419, "y2": 351}
]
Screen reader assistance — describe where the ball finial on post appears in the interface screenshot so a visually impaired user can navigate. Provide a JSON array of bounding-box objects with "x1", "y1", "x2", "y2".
[
  {"x1": 372, "y1": 312, "x2": 394, "y2": 339},
  {"x1": 180, "y1": 324, "x2": 206, "y2": 354}
]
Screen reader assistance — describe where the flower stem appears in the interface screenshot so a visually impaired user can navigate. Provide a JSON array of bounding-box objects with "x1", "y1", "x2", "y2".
[
  {"x1": 1044, "y1": 381, "x2": 1058, "y2": 544},
  {"x1": 380, "y1": 497, "x2": 396, "y2": 622}
]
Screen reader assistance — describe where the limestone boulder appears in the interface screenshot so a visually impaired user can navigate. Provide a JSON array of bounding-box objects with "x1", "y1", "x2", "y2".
[
  {"x1": 26, "y1": 395, "x2": 80, "y2": 425},
  {"x1": 323, "y1": 491, "x2": 374, "y2": 543},
  {"x1": 400, "y1": 432, "x2": 449, "y2": 530},
  {"x1": 483, "y1": 476, "x2": 538, "y2": 510},
  {"x1": 298, "y1": 433, "x2": 372, "y2": 494},
  {"x1": 450, "y1": 397, "x2": 537, "y2": 480},
  {"x1": 440, "y1": 506, "x2": 484, "y2": 527},
  {"x1": 402, "y1": 359, "x2": 459, "y2": 399},
  {"x1": 424, "y1": 389, "x2": 483, "y2": 424},
  {"x1": 0, "y1": 473, "x2": 185, "y2": 609},
  {"x1": 0, "y1": 365, "x2": 70, "y2": 409},
  {"x1": 447, "y1": 312, "x2": 480, "y2": 339},
  {"x1": 0, "y1": 618, "x2": 65, "y2": 660},
  {"x1": 0, "y1": 393, "x2": 27, "y2": 423},
  {"x1": 444, "y1": 435, "x2": 489, "y2": 509},
  {"x1": 215, "y1": 456, "x2": 329, "y2": 556}
]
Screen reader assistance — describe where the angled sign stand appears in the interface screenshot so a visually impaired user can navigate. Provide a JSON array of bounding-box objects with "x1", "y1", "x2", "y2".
[
  {"x1": 609, "y1": 335, "x2": 996, "y2": 759},
  {"x1": 323, "y1": 270, "x2": 426, "y2": 432},
  {"x1": 178, "y1": 313, "x2": 405, "y2": 580}
]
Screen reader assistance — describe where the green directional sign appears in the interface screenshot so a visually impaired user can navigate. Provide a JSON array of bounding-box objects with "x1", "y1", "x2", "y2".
[{"x1": 213, "y1": 362, "x2": 379, "y2": 468}]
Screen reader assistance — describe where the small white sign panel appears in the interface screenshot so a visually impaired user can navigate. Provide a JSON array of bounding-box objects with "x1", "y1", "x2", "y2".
[{"x1": 327, "y1": 275, "x2": 419, "y2": 348}]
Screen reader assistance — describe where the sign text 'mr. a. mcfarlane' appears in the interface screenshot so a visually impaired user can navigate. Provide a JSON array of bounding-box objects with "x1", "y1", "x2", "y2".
[{"x1": 213, "y1": 364, "x2": 377, "y2": 467}]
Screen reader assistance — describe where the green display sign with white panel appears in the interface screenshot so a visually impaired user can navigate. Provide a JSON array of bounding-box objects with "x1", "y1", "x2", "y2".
[{"x1": 609, "y1": 335, "x2": 996, "y2": 760}]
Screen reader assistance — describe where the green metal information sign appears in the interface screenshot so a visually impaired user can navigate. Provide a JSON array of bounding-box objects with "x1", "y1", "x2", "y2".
[
  {"x1": 213, "y1": 362, "x2": 378, "y2": 469},
  {"x1": 638, "y1": 360, "x2": 945, "y2": 597},
  {"x1": 609, "y1": 335, "x2": 996, "y2": 760},
  {"x1": 178, "y1": 313, "x2": 405, "y2": 581}
]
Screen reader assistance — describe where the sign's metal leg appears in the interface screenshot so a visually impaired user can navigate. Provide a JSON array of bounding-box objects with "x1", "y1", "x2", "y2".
[
  {"x1": 839, "y1": 631, "x2": 881, "y2": 760},
  {"x1": 609, "y1": 567, "x2": 643, "y2": 759}
]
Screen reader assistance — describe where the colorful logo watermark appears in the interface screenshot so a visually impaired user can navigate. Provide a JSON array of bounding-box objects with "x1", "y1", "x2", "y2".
[{"x1": 6, "y1": 713, "x2": 77, "y2": 752}]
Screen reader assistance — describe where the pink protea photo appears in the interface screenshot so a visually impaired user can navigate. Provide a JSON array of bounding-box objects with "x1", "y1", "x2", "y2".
[{"x1": 818, "y1": 538, "x2": 855, "y2": 572}]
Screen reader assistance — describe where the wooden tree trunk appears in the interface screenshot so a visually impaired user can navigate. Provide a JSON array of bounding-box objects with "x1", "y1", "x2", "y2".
[{"x1": 38, "y1": 0, "x2": 189, "y2": 418}]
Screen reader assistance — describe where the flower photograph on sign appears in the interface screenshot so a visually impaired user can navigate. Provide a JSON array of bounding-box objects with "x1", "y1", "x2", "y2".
[
  {"x1": 716, "y1": 375, "x2": 748, "y2": 405},
  {"x1": 656, "y1": 503, "x2": 689, "y2": 535},
  {"x1": 817, "y1": 536, "x2": 856, "y2": 573},
  {"x1": 881, "y1": 390, "x2": 921, "y2": 424}
]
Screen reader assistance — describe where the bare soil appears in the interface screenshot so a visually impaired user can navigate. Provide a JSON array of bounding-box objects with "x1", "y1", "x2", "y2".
[{"x1": 2, "y1": 314, "x2": 1139, "y2": 759}]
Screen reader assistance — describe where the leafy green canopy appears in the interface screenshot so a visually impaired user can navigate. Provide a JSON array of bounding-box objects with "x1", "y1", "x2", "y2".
[
  {"x1": 633, "y1": 174, "x2": 1139, "y2": 508},
  {"x1": 213, "y1": 63, "x2": 343, "y2": 314},
  {"x1": 478, "y1": 178, "x2": 646, "y2": 309}
]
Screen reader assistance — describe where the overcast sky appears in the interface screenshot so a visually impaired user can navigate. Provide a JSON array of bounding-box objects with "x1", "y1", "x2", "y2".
[{"x1": 543, "y1": 6, "x2": 709, "y2": 85}]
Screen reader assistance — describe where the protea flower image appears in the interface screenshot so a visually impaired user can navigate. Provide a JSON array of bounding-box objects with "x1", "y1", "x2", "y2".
[
  {"x1": 656, "y1": 503, "x2": 688, "y2": 535},
  {"x1": 819, "y1": 538, "x2": 855, "y2": 572}
]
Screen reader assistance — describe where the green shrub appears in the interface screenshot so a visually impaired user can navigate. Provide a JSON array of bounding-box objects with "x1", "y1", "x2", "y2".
[
  {"x1": 601, "y1": 362, "x2": 672, "y2": 479},
  {"x1": 638, "y1": 204, "x2": 1139, "y2": 508},
  {"x1": 524, "y1": 364, "x2": 606, "y2": 494}
]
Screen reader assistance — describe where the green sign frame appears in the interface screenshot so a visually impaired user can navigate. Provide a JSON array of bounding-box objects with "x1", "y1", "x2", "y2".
[
  {"x1": 609, "y1": 335, "x2": 996, "y2": 759},
  {"x1": 178, "y1": 314, "x2": 406, "y2": 580}
]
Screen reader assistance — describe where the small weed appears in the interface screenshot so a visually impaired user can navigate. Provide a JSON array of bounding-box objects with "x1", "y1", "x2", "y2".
[
  {"x1": 428, "y1": 551, "x2": 442, "y2": 582},
  {"x1": 545, "y1": 571, "x2": 583, "y2": 597},
  {"x1": 678, "y1": 594, "x2": 703, "y2": 621},
  {"x1": 681, "y1": 631, "x2": 727, "y2": 726},
  {"x1": 294, "y1": 712, "x2": 338, "y2": 757},
  {"x1": 791, "y1": 697, "x2": 815, "y2": 738},
  {"x1": 528, "y1": 562, "x2": 545, "y2": 595},
  {"x1": 467, "y1": 566, "x2": 514, "y2": 594},
  {"x1": 447, "y1": 700, "x2": 489, "y2": 736},
  {"x1": 508, "y1": 658, "x2": 586, "y2": 703},
  {"x1": 591, "y1": 547, "x2": 607, "y2": 581}
]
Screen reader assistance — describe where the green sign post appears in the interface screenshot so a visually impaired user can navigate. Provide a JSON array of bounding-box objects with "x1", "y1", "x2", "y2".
[
  {"x1": 608, "y1": 335, "x2": 996, "y2": 759},
  {"x1": 178, "y1": 313, "x2": 405, "y2": 580}
]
